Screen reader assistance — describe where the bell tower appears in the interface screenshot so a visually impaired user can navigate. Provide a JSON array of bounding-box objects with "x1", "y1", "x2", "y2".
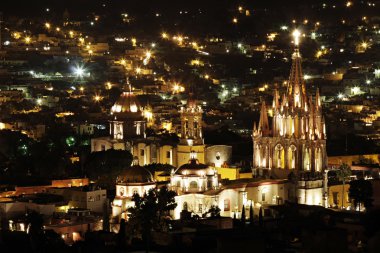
[{"x1": 177, "y1": 94, "x2": 205, "y2": 166}]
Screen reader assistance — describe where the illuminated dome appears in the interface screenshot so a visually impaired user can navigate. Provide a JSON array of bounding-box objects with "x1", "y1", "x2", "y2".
[
  {"x1": 117, "y1": 164, "x2": 154, "y2": 184},
  {"x1": 111, "y1": 91, "x2": 141, "y2": 114},
  {"x1": 175, "y1": 158, "x2": 211, "y2": 176}
]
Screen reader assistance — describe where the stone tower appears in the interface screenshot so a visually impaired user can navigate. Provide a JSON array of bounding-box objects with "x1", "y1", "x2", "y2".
[{"x1": 177, "y1": 95, "x2": 206, "y2": 166}]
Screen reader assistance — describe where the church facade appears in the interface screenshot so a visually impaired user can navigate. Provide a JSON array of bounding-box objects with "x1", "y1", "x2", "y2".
[{"x1": 252, "y1": 31, "x2": 327, "y2": 206}]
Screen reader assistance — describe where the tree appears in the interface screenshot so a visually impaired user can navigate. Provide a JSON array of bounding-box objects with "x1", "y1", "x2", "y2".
[
  {"x1": 128, "y1": 187, "x2": 177, "y2": 252},
  {"x1": 204, "y1": 205, "x2": 221, "y2": 218},
  {"x1": 84, "y1": 149, "x2": 133, "y2": 190},
  {"x1": 249, "y1": 203, "x2": 254, "y2": 225},
  {"x1": 336, "y1": 163, "x2": 351, "y2": 209},
  {"x1": 349, "y1": 179, "x2": 373, "y2": 211},
  {"x1": 259, "y1": 207, "x2": 263, "y2": 227},
  {"x1": 241, "y1": 205, "x2": 246, "y2": 225}
]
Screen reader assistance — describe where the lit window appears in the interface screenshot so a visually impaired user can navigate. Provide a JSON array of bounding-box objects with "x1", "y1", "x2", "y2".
[{"x1": 224, "y1": 199, "x2": 230, "y2": 211}]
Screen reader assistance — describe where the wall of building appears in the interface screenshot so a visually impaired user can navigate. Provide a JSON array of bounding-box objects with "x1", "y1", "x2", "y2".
[
  {"x1": 177, "y1": 144, "x2": 205, "y2": 166},
  {"x1": 297, "y1": 187, "x2": 323, "y2": 206},
  {"x1": 328, "y1": 184, "x2": 351, "y2": 209},
  {"x1": 206, "y1": 145, "x2": 232, "y2": 167},
  {"x1": 328, "y1": 154, "x2": 380, "y2": 166}
]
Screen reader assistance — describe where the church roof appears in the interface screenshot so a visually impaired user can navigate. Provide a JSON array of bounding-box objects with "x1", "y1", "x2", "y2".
[
  {"x1": 111, "y1": 91, "x2": 141, "y2": 114},
  {"x1": 175, "y1": 159, "x2": 209, "y2": 175},
  {"x1": 117, "y1": 164, "x2": 154, "y2": 184}
]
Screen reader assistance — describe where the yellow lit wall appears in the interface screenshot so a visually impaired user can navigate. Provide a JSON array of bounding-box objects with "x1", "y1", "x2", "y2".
[
  {"x1": 328, "y1": 184, "x2": 351, "y2": 209},
  {"x1": 216, "y1": 167, "x2": 239, "y2": 180},
  {"x1": 216, "y1": 168, "x2": 253, "y2": 180},
  {"x1": 177, "y1": 144, "x2": 205, "y2": 166},
  {"x1": 328, "y1": 154, "x2": 380, "y2": 166},
  {"x1": 154, "y1": 171, "x2": 170, "y2": 182}
]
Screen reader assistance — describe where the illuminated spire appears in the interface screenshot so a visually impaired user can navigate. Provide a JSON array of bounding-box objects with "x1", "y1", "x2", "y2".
[
  {"x1": 315, "y1": 87, "x2": 321, "y2": 110},
  {"x1": 272, "y1": 89, "x2": 280, "y2": 109},
  {"x1": 287, "y1": 29, "x2": 307, "y2": 108},
  {"x1": 258, "y1": 101, "x2": 270, "y2": 136}
]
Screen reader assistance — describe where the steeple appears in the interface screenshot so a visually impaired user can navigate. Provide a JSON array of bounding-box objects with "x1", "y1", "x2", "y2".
[
  {"x1": 315, "y1": 88, "x2": 321, "y2": 110},
  {"x1": 258, "y1": 101, "x2": 270, "y2": 136},
  {"x1": 287, "y1": 29, "x2": 307, "y2": 108},
  {"x1": 272, "y1": 89, "x2": 280, "y2": 109},
  {"x1": 179, "y1": 91, "x2": 203, "y2": 145}
]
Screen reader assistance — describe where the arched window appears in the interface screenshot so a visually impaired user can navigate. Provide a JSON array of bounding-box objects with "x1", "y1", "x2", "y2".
[
  {"x1": 255, "y1": 144, "x2": 261, "y2": 167},
  {"x1": 303, "y1": 147, "x2": 311, "y2": 171},
  {"x1": 288, "y1": 145, "x2": 296, "y2": 169},
  {"x1": 183, "y1": 202, "x2": 188, "y2": 211},
  {"x1": 315, "y1": 147, "x2": 323, "y2": 172},
  {"x1": 224, "y1": 199, "x2": 230, "y2": 211},
  {"x1": 275, "y1": 144, "x2": 285, "y2": 169},
  {"x1": 189, "y1": 181, "x2": 198, "y2": 189}
]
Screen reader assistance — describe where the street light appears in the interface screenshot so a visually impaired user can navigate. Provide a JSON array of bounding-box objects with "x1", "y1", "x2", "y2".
[{"x1": 73, "y1": 65, "x2": 85, "y2": 77}]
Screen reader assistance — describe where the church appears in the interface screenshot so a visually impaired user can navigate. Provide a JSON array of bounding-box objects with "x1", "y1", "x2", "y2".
[
  {"x1": 252, "y1": 30, "x2": 327, "y2": 206},
  {"x1": 91, "y1": 88, "x2": 233, "y2": 169},
  {"x1": 109, "y1": 30, "x2": 328, "y2": 222}
]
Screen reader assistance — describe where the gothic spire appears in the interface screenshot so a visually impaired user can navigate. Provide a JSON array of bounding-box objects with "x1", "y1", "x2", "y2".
[
  {"x1": 287, "y1": 29, "x2": 307, "y2": 108},
  {"x1": 258, "y1": 101, "x2": 270, "y2": 136}
]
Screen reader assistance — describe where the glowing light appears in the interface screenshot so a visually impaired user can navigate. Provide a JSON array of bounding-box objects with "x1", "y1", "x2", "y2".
[
  {"x1": 338, "y1": 93, "x2": 344, "y2": 100},
  {"x1": 119, "y1": 58, "x2": 126, "y2": 66},
  {"x1": 233, "y1": 18, "x2": 238, "y2": 24},
  {"x1": 292, "y1": 29, "x2": 301, "y2": 46},
  {"x1": 280, "y1": 25, "x2": 288, "y2": 31},
  {"x1": 94, "y1": 95, "x2": 102, "y2": 102},
  {"x1": 25, "y1": 36, "x2": 31, "y2": 44},
  {"x1": 346, "y1": 1, "x2": 352, "y2": 7},
  {"x1": 131, "y1": 38, "x2": 137, "y2": 47},
  {"x1": 161, "y1": 32, "x2": 168, "y2": 39},
  {"x1": 73, "y1": 65, "x2": 85, "y2": 77},
  {"x1": 135, "y1": 67, "x2": 141, "y2": 74},
  {"x1": 45, "y1": 23, "x2": 51, "y2": 29}
]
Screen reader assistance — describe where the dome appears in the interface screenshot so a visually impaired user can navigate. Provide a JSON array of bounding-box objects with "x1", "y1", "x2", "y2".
[
  {"x1": 175, "y1": 158, "x2": 210, "y2": 175},
  {"x1": 111, "y1": 91, "x2": 141, "y2": 114},
  {"x1": 117, "y1": 165, "x2": 154, "y2": 184}
]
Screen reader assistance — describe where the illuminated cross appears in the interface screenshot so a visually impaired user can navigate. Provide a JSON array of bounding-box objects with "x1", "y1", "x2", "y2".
[{"x1": 292, "y1": 29, "x2": 301, "y2": 46}]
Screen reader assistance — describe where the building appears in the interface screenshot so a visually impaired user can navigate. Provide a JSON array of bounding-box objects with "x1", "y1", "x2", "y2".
[
  {"x1": 112, "y1": 159, "x2": 156, "y2": 220},
  {"x1": 91, "y1": 87, "x2": 147, "y2": 152},
  {"x1": 47, "y1": 186, "x2": 107, "y2": 213},
  {"x1": 252, "y1": 30, "x2": 327, "y2": 206}
]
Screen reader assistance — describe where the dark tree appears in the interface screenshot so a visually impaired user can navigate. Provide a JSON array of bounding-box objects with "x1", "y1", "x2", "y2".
[
  {"x1": 84, "y1": 149, "x2": 133, "y2": 190},
  {"x1": 349, "y1": 179, "x2": 373, "y2": 211},
  {"x1": 249, "y1": 203, "x2": 254, "y2": 225},
  {"x1": 204, "y1": 205, "x2": 221, "y2": 218},
  {"x1": 241, "y1": 205, "x2": 246, "y2": 225},
  {"x1": 259, "y1": 207, "x2": 264, "y2": 227},
  {"x1": 128, "y1": 187, "x2": 177, "y2": 252}
]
